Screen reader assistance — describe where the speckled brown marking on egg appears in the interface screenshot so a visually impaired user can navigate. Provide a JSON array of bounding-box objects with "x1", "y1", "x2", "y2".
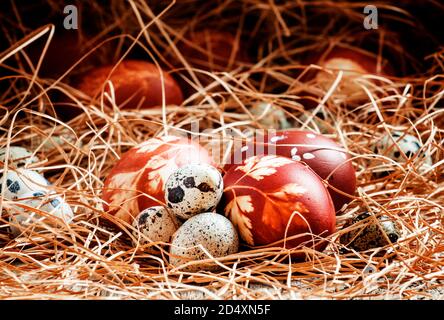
[
  {"x1": 169, "y1": 212, "x2": 239, "y2": 272},
  {"x1": 1, "y1": 169, "x2": 50, "y2": 200},
  {"x1": 372, "y1": 132, "x2": 433, "y2": 177},
  {"x1": 0, "y1": 147, "x2": 40, "y2": 169},
  {"x1": 8, "y1": 191, "x2": 73, "y2": 236},
  {"x1": 340, "y1": 212, "x2": 400, "y2": 251},
  {"x1": 132, "y1": 206, "x2": 180, "y2": 253},
  {"x1": 164, "y1": 164, "x2": 223, "y2": 220}
]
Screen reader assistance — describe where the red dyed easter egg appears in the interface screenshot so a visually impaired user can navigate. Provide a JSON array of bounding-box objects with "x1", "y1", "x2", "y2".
[
  {"x1": 77, "y1": 60, "x2": 183, "y2": 109},
  {"x1": 264, "y1": 130, "x2": 356, "y2": 211},
  {"x1": 224, "y1": 130, "x2": 356, "y2": 212},
  {"x1": 101, "y1": 136, "x2": 213, "y2": 224},
  {"x1": 306, "y1": 46, "x2": 393, "y2": 98},
  {"x1": 222, "y1": 155, "x2": 335, "y2": 250}
]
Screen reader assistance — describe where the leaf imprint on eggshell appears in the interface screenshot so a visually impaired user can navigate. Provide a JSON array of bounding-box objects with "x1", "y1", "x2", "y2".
[
  {"x1": 107, "y1": 171, "x2": 140, "y2": 218},
  {"x1": 235, "y1": 155, "x2": 294, "y2": 181},
  {"x1": 270, "y1": 183, "x2": 307, "y2": 200},
  {"x1": 146, "y1": 154, "x2": 179, "y2": 193},
  {"x1": 107, "y1": 146, "x2": 182, "y2": 218},
  {"x1": 224, "y1": 195, "x2": 254, "y2": 245},
  {"x1": 262, "y1": 183, "x2": 309, "y2": 231}
]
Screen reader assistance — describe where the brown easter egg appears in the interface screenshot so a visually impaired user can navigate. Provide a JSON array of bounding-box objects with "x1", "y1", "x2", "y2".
[
  {"x1": 101, "y1": 136, "x2": 213, "y2": 224},
  {"x1": 307, "y1": 46, "x2": 393, "y2": 98},
  {"x1": 77, "y1": 60, "x2": 184, "y2": 109},
  {"x1": 222, "y1": 155, "x2": 336, "y2": 250}
]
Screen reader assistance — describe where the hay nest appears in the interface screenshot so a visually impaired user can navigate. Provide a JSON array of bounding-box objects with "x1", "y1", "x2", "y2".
[{"x1": 0, "y1": 0, "x2": 443, "y2": 300}]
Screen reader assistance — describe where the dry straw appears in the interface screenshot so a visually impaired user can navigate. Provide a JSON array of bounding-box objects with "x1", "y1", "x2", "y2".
[{"x1": 0, "y1": 0, "x2": 443, "y2": 299}]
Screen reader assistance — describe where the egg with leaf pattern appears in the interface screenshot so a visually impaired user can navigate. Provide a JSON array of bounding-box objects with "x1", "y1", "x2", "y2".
[
  {"x1": 224, "y1": 130, "x2": 356, "y2": 212},
  {"x1": 101, "y1": 136, "x2": 213, "y2": 225},
  {"x1": 221, "y1": 155, "x2": 335, "y2": 251}
]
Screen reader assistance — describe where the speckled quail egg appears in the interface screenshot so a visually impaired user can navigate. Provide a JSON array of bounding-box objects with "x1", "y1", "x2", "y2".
[
  {"x1": 7, "y1": 190, "x2": 74, "y2": 236},
  {"x1": 169, "y1": 212, "x2": 239, "y2": 271},
  {"x1": 0, "y1": 146, "x2": 39, "y2": 169},
  {"x1": 373, "y1": 131, "x2": 433, "y2": 176},
  {"x1": 132, "y1": 206, "x2": 180, "y2": 252},
  {"x1": 35, "y1": 128, "x2": 81, "y2": 152},
  {"x1": 165, "y1": 164, "x2": 223, "y2": 220},
  {"x1": 249, "y1": 102, "x2": 292, "y2": 130},
  {"x1": 340, "y1": 212, "x2": 400, "y2": 251},
  {"x1": 0, "y1": 168, "x2": 50, "y2": 200}
]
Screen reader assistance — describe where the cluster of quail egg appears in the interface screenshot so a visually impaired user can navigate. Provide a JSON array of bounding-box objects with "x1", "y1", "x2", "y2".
[
  {"x1": 0, "y1": 146, "x2": 73, "y2": 236},
  {"x1": 131, "y1": 163, "x2": 238, "y2": 271}
]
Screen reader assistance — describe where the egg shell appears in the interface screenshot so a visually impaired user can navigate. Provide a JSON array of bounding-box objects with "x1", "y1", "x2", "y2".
[
  {"x1": 340, "y1": 212, "x2": 400, "y2": 251},
  {"x1": 303, "y1": 47, "x2": 393, "y2": 101},
  {"x1": 222, "y1": 155, "x2": 336, "y2": 251},
  {"x1": 0, "y1": 168, "x2": 50, "y2": 200},
  {"x1": 132, "y1": 206, "x2": 180, "y2": 252},
  {"x1": 77, "y1": 60, "x2": 184, "y2": 109},
  {"x1": 178, "y1": 29, "x2": 249, "y2": 71},
  {"x1": 224, "y1": 130, "x2": 356, "y2": 212},
  {"x1": 36, "y1": 129, "x2": 80, "y2": 152},
  {"x1": 373, "y1": 131, "x2": 433, "y2": 176},
  {"x1": 8, "y1": 190, "x2": 73, "y2": 236},
  {"x1": 101, "y1": 136, "x2": 214, "y2": 225},
  {"x1": 314, "y1": 46, "x2": 392, "y2": 73},
  {"x1": 249, "y1": 102, "x2": 292, "y2": 130},
  {"x1": 0, "y1": 146, "x2": 40, "y2": 169},
  {"x1": 169, "y1": 212, "x2": 239, "y2": 272},
  {"x1": 264, "y1": 130, "x2": 356, "y2": 211},
  {"x1": 165, "y1": 164, "x2": 223, "y2": 220}
]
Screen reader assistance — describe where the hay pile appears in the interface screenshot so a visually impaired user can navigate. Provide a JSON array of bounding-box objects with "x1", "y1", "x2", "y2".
[{"x1": 0, "y1": 0, "x2": 443, "y2": 299}]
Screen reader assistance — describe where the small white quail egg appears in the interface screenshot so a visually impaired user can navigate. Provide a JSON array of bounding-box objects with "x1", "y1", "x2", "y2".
[
  {"x1": 169, "y1": 212, "x2": 239, "y2": 271},
  {"x1": 165, "y1": 164, "x2": 223, "y2": 220},
  {"x1": 132, "y1": 206, "x2": 180, "y2": 252},
  {"x1": 0, "y1": 168, "x2": 50, "y2": 200},
  {"x1": 37, "y1": 128, "x2": 80, "y2": 152},
  {"x1": 7, "y1": 190, "x2": 73, "y2": 236},
  {"x1": 373, "y1": 131, "x2": 433, "y2": 176},
  {"x1": 0, "y1": 146, "x2": 39, "y2": 169}
]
